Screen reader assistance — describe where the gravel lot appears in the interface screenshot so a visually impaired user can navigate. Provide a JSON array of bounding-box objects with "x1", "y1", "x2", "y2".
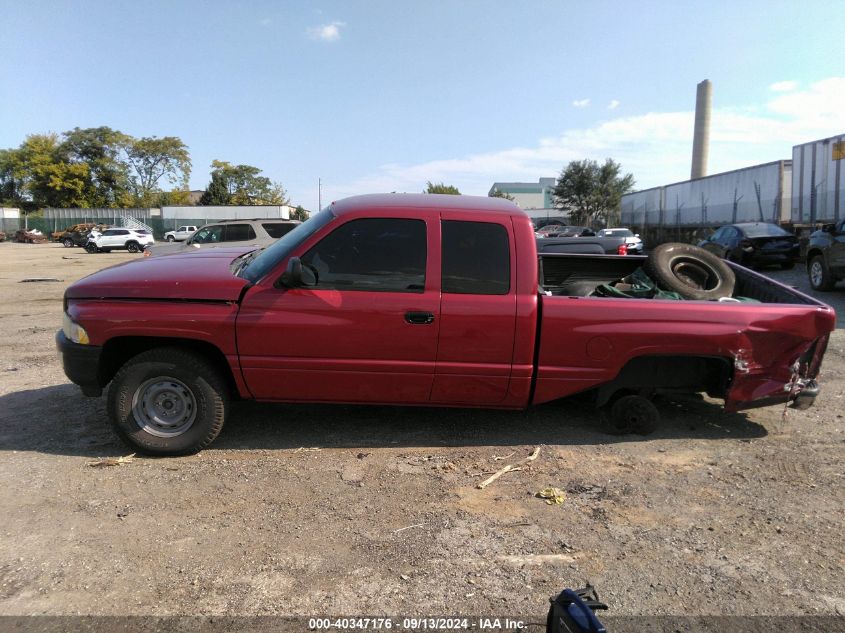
[{"x1": 0, "y1": 242, "x2": 843, "y2": 622}]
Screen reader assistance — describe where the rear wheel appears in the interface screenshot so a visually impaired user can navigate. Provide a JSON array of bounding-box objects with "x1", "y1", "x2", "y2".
[
  {"x1": 602, "y1": 395, "x2": 659, "y2": 435},
  {"x1": 108, "y1": 348, "x2": 228, "y2": 456},
  {"x1": 62, "y1": 238, "x2": 74, "y2": 248},
  {"x1": 126, "y1": 241, "x2": 140, "y2": 253},
  {"x1": 808, "y1": 255, "x2": 835, "y2": 291}
]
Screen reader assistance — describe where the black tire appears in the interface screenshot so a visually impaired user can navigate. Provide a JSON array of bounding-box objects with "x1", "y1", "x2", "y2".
[
  {"x1": 808, "y1": 255, "x2": 835, "y2": 291},
  {"x1": 126, "y1": 241, "x2": 140, "y2": 253},
  {"x1": 645, "y1": 243, "x2": 735, "y2": 300},
  {"x1": 62, "y1": 238, "x2": 74, "y2": 248},
  {"x1": 166, "y1": 235, "x2": 175, "y2": 242},
  {"x1": 107, "y1": 348, "x2": 228, "y2": 456},
  {"x1": 85, "y1": 242, "x2": 98, "y2": 254},
  {"x1": 603, "y1": 395, "x2": 659, "y2": 436}
]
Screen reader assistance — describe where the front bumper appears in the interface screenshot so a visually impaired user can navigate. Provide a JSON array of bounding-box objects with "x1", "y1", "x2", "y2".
[{"x1": 55, "y1": 330, "x2": 104, "y2": 397}]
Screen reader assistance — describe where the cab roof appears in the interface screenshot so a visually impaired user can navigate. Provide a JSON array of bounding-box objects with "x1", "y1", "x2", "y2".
[{"x1": 329, "y1": 193, "x2": 527, "y2": 218}]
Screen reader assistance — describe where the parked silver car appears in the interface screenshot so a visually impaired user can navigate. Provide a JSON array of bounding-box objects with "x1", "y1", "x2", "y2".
[
  {"x1": 597, "y1": 228, "x2": 644, "y2": 254},
  {"x1": 147, "y1": 219, "x2": 300, "y2": 257}
]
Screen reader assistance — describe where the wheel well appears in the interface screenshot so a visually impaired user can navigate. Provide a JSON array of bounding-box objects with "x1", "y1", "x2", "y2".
[
  {"x1": 99, "y1": 337, "x2": 239, "y2": 397},
  {"x1": 595, "y1": 355, "x2": 732, "y2": 407},
  {"x1": 805, "y1": 248, "x2": 823, "y2": 260}
]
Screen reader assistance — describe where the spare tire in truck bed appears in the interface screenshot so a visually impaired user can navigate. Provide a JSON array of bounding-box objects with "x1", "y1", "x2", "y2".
[{"x1": 645, "y1": 243, "x2": 735, "y2": 300}]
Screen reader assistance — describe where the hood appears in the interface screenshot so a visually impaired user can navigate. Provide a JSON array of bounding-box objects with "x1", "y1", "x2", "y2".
[
  {"x1": 66, "y1": 249, "x2": 252, "y2": 301},
  {"x1": 147, "y1": 240, "x2": 272, "y2": 257}
]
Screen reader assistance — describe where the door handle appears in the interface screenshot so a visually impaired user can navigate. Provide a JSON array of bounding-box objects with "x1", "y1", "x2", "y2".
[{"x1": 405, "y1": 311, "x2": 434, "y2": 325}]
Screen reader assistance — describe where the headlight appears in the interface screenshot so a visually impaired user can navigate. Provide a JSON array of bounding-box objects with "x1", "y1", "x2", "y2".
[{"x1": 63, "y1": 313, "x2": 90, "y2": 345}]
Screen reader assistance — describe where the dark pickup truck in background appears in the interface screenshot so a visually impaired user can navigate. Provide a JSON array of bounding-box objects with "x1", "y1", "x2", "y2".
[
  {"x1": 806, "y1": 218, "x2": 845, "y2": 290},
  {"x1": 537, "y1": 234, "x2": 630, "y2": 255}
]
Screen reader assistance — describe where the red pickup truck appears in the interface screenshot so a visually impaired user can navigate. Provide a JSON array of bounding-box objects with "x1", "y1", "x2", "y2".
[{"x1": 57, "y1": 194, "x2": 835, "y2": 455}]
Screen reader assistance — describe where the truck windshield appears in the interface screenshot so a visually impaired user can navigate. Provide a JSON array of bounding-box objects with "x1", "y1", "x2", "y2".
[{"x1": 239, "y1": 209, "x2": 335, "y2": 283}]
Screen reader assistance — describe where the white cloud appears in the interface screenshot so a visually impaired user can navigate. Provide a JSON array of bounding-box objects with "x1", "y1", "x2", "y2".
[
  {"x1": 572, "y1": 98, "x2": 590, "y2": 108},
  {"x1": 307, "y1": 21, "x2": 345, "y2": 42},
  {"x1": 769, "y1": 80, "x2": 798, "y2": 92},
  {"x1": 323, "y1": 77, "x2": 845, "y2": 200},
  {"x1": 608, "y1": 100, "x2": 620, "y2": 110}
]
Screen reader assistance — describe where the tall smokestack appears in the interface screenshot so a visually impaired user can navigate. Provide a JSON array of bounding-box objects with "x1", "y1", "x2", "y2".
[{"x1": 691, "y1": 79, "x2": 712, "y2": 180}]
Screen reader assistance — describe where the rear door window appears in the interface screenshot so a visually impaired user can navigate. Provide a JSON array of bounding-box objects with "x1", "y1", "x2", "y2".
[
  {"x1": 441, "y1": 220, "x2": 510, "y2": 295},
  {"x1": 262, "y1": 223, "x2": 298, "y2": 239},
  {"x1": 224, "y1": 224, "x2": 256, "y2": 241}
]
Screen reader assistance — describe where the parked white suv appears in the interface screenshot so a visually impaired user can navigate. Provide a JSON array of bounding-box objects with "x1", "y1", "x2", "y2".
[
  {"x1": 163, "y1": 225, "x2": 198, "y2": 242},
  {"x1": 85, "y1": 228, "x2": 155, "y2": 254}
]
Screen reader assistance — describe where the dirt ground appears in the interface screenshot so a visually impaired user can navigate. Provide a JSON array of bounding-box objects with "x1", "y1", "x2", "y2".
[{"x1": 0, "y1": 242, "x2": 843, "y2": 622}]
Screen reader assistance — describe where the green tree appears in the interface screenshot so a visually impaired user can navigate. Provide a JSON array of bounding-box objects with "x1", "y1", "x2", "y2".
[
  {"x1": 199, "y1": 171, "x2": 231, "y2": 205},
  {"x1": 60, "y1": 127, "x2": 132, "y2": 207},
  {"x1": 291, "y1": 205, "x2": 309, "y2": 221},
  {"x1": 425, "y1": 181, "x2": 461, "y2": 195},
  {"x1": 13, "y1": 134, "x2": 91, "y2": 209},
  {"x1": 0, "y1": 148, "x2": 26, "y2": 207},
  {"x1": 488, "y1": 188, "x2": 515, "y2": 201},
  {"x1": 552, "y1": 159, "x2": 634, "y2": 226},
  {"x1": 199, "y1": 160, "x2": 288, "y2": 205},
  {"x1": 125, "y1": 136, "x2": 191, "y2": 207}
]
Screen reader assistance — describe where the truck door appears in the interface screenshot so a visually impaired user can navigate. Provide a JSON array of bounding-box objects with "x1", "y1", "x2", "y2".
[
  {"x1": 236, "y1": 215, "x2": 440, "y2": 404},
  {"x1": 430, "y1": 217, "x2": 516, "y2": 404}
]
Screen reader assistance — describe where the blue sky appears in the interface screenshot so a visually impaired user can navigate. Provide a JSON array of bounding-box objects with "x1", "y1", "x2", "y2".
[{"x1": 2, "y1": 1, "x2": 844, "y2": 210}]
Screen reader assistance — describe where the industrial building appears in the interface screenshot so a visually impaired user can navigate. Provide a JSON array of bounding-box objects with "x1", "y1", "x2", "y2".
[{"x1": 487, "y1": 178, "x2": 560, "y2": 221}]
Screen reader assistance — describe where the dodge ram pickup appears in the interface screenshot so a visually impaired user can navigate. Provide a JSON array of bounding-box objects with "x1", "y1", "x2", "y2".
[{"x1": 57, "y1": 194, "x2": 836, "y2": 455}]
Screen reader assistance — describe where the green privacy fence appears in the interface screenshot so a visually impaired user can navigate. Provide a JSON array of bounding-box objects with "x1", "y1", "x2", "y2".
[{"x1": 16, "y1": 217, "x2": 215, "y2": 241}]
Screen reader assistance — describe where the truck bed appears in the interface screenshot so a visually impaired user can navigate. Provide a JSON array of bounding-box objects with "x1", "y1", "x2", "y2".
[
  {"x1": 539, "y1": 253, "x2": 823, "y2": 305},
  {"x1": 534, "y1": 252, "x2": 835, "y2": 412}
]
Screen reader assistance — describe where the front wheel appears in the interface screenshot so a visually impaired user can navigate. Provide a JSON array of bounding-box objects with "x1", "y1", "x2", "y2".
[
  {"x1": 85, "y1": 242, "x2": 98, "y2": 254},
  {"x1": 62, "y1": 238, "x2": 74, "y2": 248},
  {"x1": 108, "y1": 348, "x2": 228, "y2": 456},
  {"x1": 808, "y1": 255, "x2": 835, "y2": 291},
  {"x1": 166, "y1": 235, "x2": 175, "y2": 242}
]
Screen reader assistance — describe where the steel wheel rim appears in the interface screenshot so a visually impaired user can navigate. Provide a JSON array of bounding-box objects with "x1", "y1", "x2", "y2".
[
  {"x1": 810, "y1": 261, "x2": 823, "y2": 287},
  {"x1": 131, "y1": 376, "x2": 197, "y2": 437},
  {"x1": 670, "y1": 256, "x2": 719, "y2": 291}
]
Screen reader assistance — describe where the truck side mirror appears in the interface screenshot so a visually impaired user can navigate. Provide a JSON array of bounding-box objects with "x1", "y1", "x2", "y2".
[{"x1": 277, "y1": 257, "x2": 316, "y2": 288}]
